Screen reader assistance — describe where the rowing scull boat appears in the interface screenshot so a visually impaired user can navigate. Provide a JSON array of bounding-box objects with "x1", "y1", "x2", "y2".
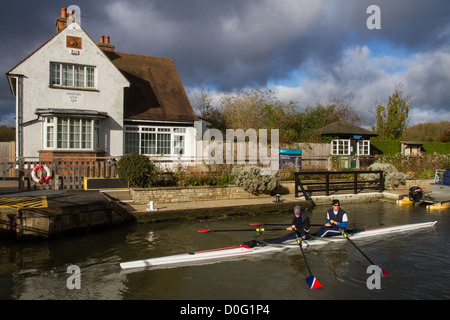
[{"x1": 119, "y1": 221, "x2": 437, "y2": 270}]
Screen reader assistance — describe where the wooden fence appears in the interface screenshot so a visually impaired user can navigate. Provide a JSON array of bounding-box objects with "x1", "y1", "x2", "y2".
[
  {"x1": 294, "y1": 170, "x2": 384, "y2": 200},
  {"x1": 0, "y1": 157, "x2": 120, "y2": 191}
]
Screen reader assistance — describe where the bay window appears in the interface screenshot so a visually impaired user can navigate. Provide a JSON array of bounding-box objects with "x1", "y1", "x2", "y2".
[{"x1": 44, "y1": 117, "x2": 100, "y2": 150}]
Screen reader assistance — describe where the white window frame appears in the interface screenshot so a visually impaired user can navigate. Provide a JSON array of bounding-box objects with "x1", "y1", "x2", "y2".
[
  {"x1": 50, "y1": 62, "x2": 96, "y2": 89},
  {"x1": 357, "y1": 140, "x2": 370, "y2": 156},
  {"x1": 331, "y1": 139, "x2": 351, "y2": 155},
  {"x1": 124, "y1": 126, "x2": 187, "y2": 156},
  {"x1": 43, "y1": 117, "x2": 100, "y2": 150}
]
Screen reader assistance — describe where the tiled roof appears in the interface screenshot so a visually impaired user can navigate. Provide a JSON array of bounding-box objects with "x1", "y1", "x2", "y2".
[
  {"x1": 104, "y1": 51, "x2": 198, "y2": 123},
  {"x1": 318, "y1": 121, "x2": 378, "y2": 137}
]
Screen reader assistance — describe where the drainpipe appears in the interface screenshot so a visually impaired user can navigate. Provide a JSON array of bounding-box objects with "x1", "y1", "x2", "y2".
[
  {"x1": 12, "y1": 75, "x2": 25, "y2": 189},
  {"x1": 16, "y1": 76, "x2": 23, "y2": 158}
]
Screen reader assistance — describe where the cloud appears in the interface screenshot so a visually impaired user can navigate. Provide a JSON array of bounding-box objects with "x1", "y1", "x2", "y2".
[
  {"x1": 1, "y1": 0, "x2": 449, "y2": 128},
  {"x1": 271, "y1": 44, "x2": 450, "y2": 126}
]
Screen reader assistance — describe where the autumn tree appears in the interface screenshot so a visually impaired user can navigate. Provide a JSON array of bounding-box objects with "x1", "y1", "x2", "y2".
[
  {"x1": 372, "y1": 84, "x2": 412, "y2": 140},
  {"x1": 0, "y1": 126, "x2": 15, "y2": 142},
  {"x1": 196, "y1": 87, "x2": 227, "y2": 134},
  {"x1": 218, "y1": 89, "x2": 301, "y2": 144},
  {"x1": 299, "y1": 97, "x2": 365, "y2": 142},
  {"x1": 402, "y1": 121, "x2": 450, "y2": 142}
]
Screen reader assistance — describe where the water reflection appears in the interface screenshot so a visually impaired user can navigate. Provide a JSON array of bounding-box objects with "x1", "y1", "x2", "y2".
[{"x1": 1, "y1": 201, "x2": 448, "y2": 300}]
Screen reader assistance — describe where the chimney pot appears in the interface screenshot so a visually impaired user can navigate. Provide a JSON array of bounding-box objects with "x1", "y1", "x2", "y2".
[
  {"x1": 105, "y1": 36, "x2": 110, "y2": 44},
  {"x1": 61, "y1": 8, "x2": 67, "y2": 18},
  {"x1": 100, "y1": 35, "x2": 105, "y2": 44}
]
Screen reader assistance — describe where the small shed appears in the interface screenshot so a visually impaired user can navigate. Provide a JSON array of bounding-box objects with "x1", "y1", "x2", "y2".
[
  {"x1": 318, "y1": 121, "x2": 378, "y2": 168},
  {"x1": 401, "y1": 141, "x2": 423, "y2": 156}
]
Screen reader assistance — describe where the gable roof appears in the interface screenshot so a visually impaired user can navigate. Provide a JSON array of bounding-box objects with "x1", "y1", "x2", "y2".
[
  {"x1": 6, "y1": 22, "x2": 129, "y2": 95},
  {"x1": 103, "y1": 51, "x2": 198, "y2": 123},
  {"x1": 318, "y1": 121, "x2": 378, "y2": 137}
]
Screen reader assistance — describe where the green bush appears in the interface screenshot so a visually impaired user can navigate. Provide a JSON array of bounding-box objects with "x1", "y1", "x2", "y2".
[
  {"x1": 173, "y1": 165, "x2": 233, "y2": 187},
  {"x1": 117, "y1": 153, "x2": 155, "y2": 188},
  {"x1": 232, "y1": 166, "x2": 277, "y2": 194}
]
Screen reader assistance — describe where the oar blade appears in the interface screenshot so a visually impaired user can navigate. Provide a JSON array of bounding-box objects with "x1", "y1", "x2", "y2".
[
  {"x1": 306, "y1": 275, "x2": 322, "y2": 289},
  {"x1": 381, "y1": 269, "x2": 392, "y2": 277},
  {"x1": 197, "y1": 229, "x2": 212, "y2": 233}
]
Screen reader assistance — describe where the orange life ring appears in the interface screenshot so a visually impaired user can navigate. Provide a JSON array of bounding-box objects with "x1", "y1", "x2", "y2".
[
  {"x1": 372, "y1": 151, "x2": 378, "y2": 158},
  {"x1": 32, "y1": 164, "x2": 51, "y2": 184}
]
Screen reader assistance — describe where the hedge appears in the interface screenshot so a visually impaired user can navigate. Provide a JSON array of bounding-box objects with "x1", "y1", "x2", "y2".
[{"x1": 371, "y1": 140, "x2": 450, "y2": 155}]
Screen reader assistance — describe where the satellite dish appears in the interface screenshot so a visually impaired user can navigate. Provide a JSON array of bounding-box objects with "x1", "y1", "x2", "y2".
[{"x1": 67, "y1": 5, "x2": 81, "y2": 25}]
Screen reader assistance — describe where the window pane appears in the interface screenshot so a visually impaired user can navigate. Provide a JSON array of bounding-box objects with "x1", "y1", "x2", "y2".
[
  {"x1": 70, "y1": 119, "x2": 80, "y2": 148},
  {"x1": 62, "y1": 64, "x2": 73, "y2": 87},
  {"x1": 50, "y1": 63, "x2": 60, "y2": 85},
  {"x1": 74, "y1": 65, "x2": 84, "y2": 88},
  {"x1": 174, "y1": 135, "x2": 185, "y2": 155},
  {"x1": 358, "y1": 140, "x2": 370, "y2": 155},
  {"x1": 57, "y1": 118, "x2": 69, "y2": 148},
  {"x1": 81, "y1": 120, "x2": 92, "y2": 149},
  {"x1": 125, "y1": 132, "x2": 139, "y2": 154},
  {"x1": 157, "y1": 133, "x2": 171, "y2": 154},
  {"x1": 46, "y1": 124, "x2": 54, "y2": 148},
  {"x1": 141, "y1": 132, "x2": 156, "y2": 154},
  {"x1": 86, "y1": 67, "x2": 94, "y2": 88}
]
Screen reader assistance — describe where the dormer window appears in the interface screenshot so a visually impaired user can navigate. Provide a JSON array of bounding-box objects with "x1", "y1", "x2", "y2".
[{"x1": 50, "y1": 62, "x2": 95, "y2": 89}]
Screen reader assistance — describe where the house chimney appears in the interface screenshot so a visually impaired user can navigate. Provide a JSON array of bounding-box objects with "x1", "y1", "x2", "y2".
[
  {"x1": 56, "y1": 8, "x2": 68, "y2": 33},
  {"x1": 97, "y1": 35, "x2": 115, "y2": 52}
]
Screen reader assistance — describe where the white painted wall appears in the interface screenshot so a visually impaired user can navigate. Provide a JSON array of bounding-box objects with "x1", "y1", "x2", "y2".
[{"x1": 9, "y1": 22, "x2": 129, "y2": 157}]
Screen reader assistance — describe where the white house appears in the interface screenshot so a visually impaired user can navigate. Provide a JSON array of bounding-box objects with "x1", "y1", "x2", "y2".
[{"x1": 6, "y1": 8, "x2": 200, "y2": 165}]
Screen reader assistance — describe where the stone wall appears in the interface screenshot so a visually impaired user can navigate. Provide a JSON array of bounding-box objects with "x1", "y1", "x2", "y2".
[
  {"x1": 129, "y1": 179, "x2": 434, "y2": 205},
  {"x1": 131, "y1": 185, "x2": 271, "y2": 205}
]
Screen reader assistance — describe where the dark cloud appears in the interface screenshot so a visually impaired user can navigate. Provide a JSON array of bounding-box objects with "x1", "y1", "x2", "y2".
[{"x1": 1, "y1": 0, "x2": 449, "y2": 126}]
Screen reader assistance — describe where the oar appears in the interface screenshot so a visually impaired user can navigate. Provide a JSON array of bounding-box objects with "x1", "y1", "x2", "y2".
[
  {"x1": 295, "y1": 232, "x2": 322, "y2": 289},
  {"x1": 251, "y1": 222, "x2": 324, "y2": 227},
  {"x1": 332, "y1": 224, "x2": 392, "y2": 277},
  {"x1": 198, "y1": 227, "x2": 288, "y2": 233}
]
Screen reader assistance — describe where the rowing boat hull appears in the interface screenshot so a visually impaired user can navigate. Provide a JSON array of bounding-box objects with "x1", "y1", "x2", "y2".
[
  {"x1": 119, "y1": 221, "x2": 437, "y2": 270},
  {"x1": 120, "y1": 245, "x2": 282, "y2": 270}
]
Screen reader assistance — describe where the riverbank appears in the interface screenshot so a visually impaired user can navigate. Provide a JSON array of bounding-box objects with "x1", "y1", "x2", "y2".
[{"x1": 0, "y1": 179, "x2": 432, "y2": 239}]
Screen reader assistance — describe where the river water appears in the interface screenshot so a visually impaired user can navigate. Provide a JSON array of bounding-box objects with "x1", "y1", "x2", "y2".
[{"x1": 1, "y1": 201, "x2": 449, "y2": 302}]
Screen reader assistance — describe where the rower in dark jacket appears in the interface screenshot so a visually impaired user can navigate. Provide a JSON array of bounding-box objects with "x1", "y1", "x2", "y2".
[
  {"x1": 315, "y1": 199, "x2": 348, "y2": 237},
  {"x1": 269, "y1": 205, "x2": 310, "y2": 243}
]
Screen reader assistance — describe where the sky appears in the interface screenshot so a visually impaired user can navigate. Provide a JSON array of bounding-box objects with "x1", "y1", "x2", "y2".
[{"x1": 1, "y1": 0, "x2": 449, "y2": 129}]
